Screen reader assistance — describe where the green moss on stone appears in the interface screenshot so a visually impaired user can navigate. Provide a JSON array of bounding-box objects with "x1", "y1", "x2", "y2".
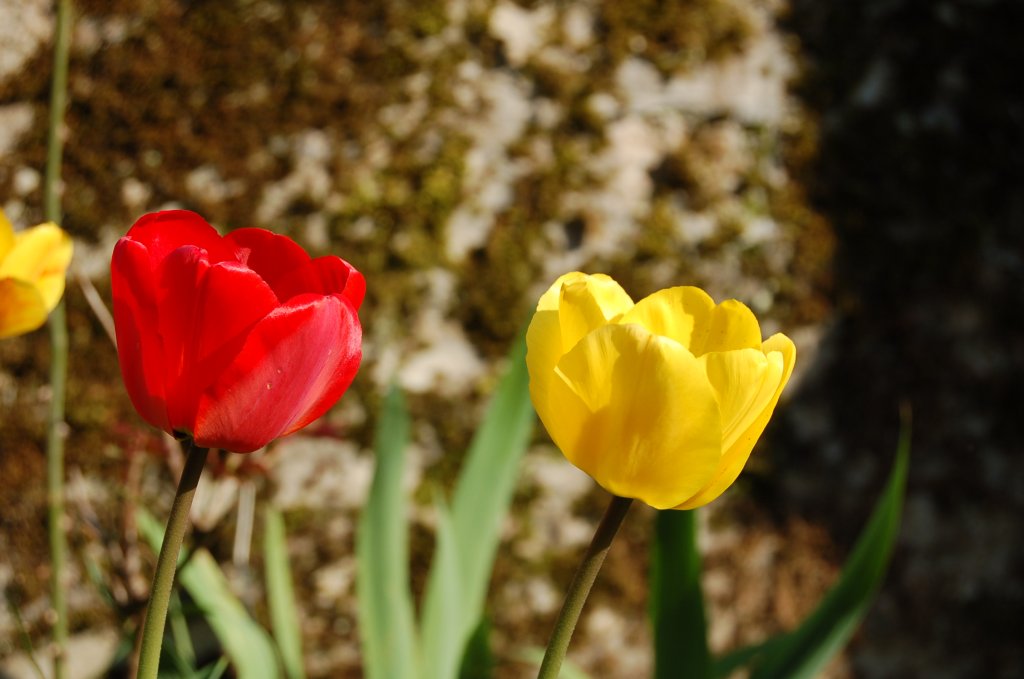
[{"x1": 598, "y1": 0, "x2": 755, "y2": 74}]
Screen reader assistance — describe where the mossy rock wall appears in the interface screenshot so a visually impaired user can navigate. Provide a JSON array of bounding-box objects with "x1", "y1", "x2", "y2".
[{"x1": 0, "y1": 1, "x2": 836, "y2": 676}]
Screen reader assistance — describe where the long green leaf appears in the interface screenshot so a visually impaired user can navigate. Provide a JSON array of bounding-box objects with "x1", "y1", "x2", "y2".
[
  {"x1": 420, "y1": 335, "x2": 534, "y2": 679},
  {"x1": 4, "y1": 591, "x2": 46, "y2": 679},
  {"x1": 458, "y1": 617, "x2": 495, "y2": 679},
  {"x1": 650, "y1": 509, "x2": 711, "y2": 679},
  {"x1": 746, "y1": 424, "x2": 911, "y2": 679},
  {"x1": 450, "y1": 335, "x2": 534, "y2": 614},
  {"x1": 137, "y1": 509, "x2": 279, "y2": 679},
  {"x1": 163, "y1": 641, "x2": 200, "y2": 679},
  {"x1": 712, "y1": 639, "x2": 773, "y2": 678},
  {"x1": 168, "y1": 591, "x2": 197, "y2": 670},
  {"x1": 420, "y1": 498, "x2": 464, "y2": 679},
  {"x1": 198, "y1": 656, "x2": 230, "y2": 679},
  {"x1": 356, "y1": 385, "x2": 419, "y2": 679},
  {"x1": 264, "y1": 508, "x2": 307, "y2": 679}
]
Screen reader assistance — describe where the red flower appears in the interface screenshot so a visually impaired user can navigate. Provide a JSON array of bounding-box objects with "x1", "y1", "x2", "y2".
[{"x1": 111, "y1": 210, "x2": 364, "y2": 453}]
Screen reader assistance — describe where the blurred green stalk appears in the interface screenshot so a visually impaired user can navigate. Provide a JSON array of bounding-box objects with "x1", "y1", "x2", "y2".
[{"x1": 44, "y1": 1, "x2": 73, "y2": 677}]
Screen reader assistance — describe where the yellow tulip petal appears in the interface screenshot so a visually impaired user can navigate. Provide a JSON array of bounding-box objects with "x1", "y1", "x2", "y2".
[
  {"x1": 529, "y1": 359, "x2": 594, "y2": 481},
  {"x1": 703, "y1": 348, "x2": 777, "y2": 452},
  {"x1": 0, "y1": 210, "x2": 14, "y2": 261},
  {"x1": 528, "y1": 273, "x2": 635, "y2": 474},
  {"x1": 536, "y1": 271, "x2": 590, "y2": 311},
  {"x1": 620, "y1": 286, "x2": 714, "y2": 351},
  {"x1": 0, "y1": 277, "x2": 48, "y2": 338},
  {"x1": 34, "y1": 260, "x2": 71, "y2": 311},
  {"x1": 694, "y1": 299, "x2": 763, "y2": 355},
  {"x1": 528, "y1": 273, "x2": 609, "y2": 408},
  {"x1": 674, "y1": 333, "x2": 796, "y2": 509},
  {"x1": 526, "y1": 306, "x2": 566, "y2": 411},
  {"x1": 622, "y1": 287, "x2": 761, "y2": 356},
  {"x1": 0, "y1": 223, "x2": 73, "y2": 306},
  {"x1": 553, "y1": 323, "x2": 723, "y2": 509},
  {"x1": 528, "y1": 272, "x2": 635, "y2": 412},
  {"x1": 558, "y1": 274, "x2": 634, "y2": 354}
]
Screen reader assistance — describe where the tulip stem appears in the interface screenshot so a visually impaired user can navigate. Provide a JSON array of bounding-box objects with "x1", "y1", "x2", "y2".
[
  {"x1": 137, "y1": 441, "x2": 209, "y2": 679},
  {"x1": 44, "y1": 1, "x2": 73, "y2": 678},
  {"x1": 537, "y1": 494, "x2": 633, "y2": 679}
]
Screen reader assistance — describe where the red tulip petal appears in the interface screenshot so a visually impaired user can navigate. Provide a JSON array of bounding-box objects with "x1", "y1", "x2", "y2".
[
  {"x1": 344, "y1": 269, "x2": 365, "y2": 309},
  {"x1": 225, "y1": 228, "x2": 320, "y2": 302},
  {"x1": 125, "y1": 210, "x2": 239, "y2": 266},
  {"x1": 193, "y1": 294, "x2": 362, "y2": 452},
  {"x1": 111, "y1": 238, "x2": 171, "y2": 433},
  {"x1": 161, "y1": 255, "x2": 280, "y2": 431},
  {"x1": 154, "y1": 245, "x2": 211, "y2": 429},
  {"x1": 191, "y1": 262, "x2": 280, "y2": 374},
  {"x1": 278, "y1": 294, "x2": 362, "y2": 436},
  {"x1": 313, "y1": 256, "x2": 365, "y2": 309}
]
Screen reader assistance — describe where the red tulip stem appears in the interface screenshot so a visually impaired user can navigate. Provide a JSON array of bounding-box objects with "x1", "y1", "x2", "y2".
[
  {"x1": 537, "y1": 494, "x2": 633, "y2": 679},
  {"x1": 137, "y1": 441, "x2": 209, "y2": 679}
]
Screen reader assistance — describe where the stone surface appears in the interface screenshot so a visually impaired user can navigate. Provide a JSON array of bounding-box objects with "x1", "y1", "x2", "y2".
[{"x1": 3, "y1": 0, "x2": 1017, "y2": 676}]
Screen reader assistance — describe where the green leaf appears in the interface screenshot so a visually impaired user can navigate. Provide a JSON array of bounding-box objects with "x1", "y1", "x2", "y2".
[
  {"x1": 420, "y1": 497, "x2": 465, "y2": 679},
  {"x1": 264, "y1": 507, "x2": 307, "y2": 679},
  {"x1": 356, "y1": 385, "x2": 419, "y2": 679},
  {"x1": 715, "y1": 633, "x2": 813, "y2": 679},
  {"x1": 168, "y1": 591, "x2": 197, "y2": 670},
  {"x1": 451, "y1": 334, "x2": 534, "y2": 614},
  {"x1": 137, "y1": 509, "x2": 280, "y2": 679},
  {"x1": 649, "y1": 509, "x2": 711, "y2": 679},
  {"x1": 746, "y1": 423, "x2": 911, "y2": 679},
  {"x1": 197, "y1": 657, "x2": 230, "y2": 679},
  {"x1": 420, "y1": 335, "x2": 534, "y2": 679},
  {"x1": 712, "y1": 639, "x2": 772, "y2": 678},
  {"x1": 458, "y1": 617, "x2": 495, "y2": 679},
  {"x1": 162, "y1": 636, "x2": 200, "y2": 679},
  {"x1": 4, "y1": 590, "x2": 46, "y2": 679}
]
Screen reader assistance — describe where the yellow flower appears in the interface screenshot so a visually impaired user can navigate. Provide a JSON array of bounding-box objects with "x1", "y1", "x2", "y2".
[
  {"x1": 0, "y1": 210, "x2": 73, "y2": 339},
  {"x1": 526, "y1": 272, "x2": 796, "y2": 510}
]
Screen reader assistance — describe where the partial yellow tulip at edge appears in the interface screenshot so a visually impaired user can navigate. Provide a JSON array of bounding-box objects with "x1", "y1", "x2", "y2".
[
  {"x1": 0, "y1": 210, "x2": 73, "y2": 339},
  {"x1": 526, "y1": 272, "x2": 796, "y2": 510}
]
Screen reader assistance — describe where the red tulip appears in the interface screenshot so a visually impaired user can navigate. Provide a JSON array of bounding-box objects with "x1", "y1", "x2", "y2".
[{"x1": 111, "y1": 210, "x2": 364, "y2": 453}]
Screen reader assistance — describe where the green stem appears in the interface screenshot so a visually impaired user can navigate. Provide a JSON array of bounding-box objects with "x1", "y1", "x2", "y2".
[
  {"x1": 45, "y1": 301, "x2": 68, "y2": 679},
  {"x1": 137, "y1": 442, "x2": 208, "y2": 679},
  {"x1": 44, "y1": 1, "x2": 73, "y2": 678},
  {"x1": 537, "y1": 494, "x2": 633, "y2": 679},
  {"x1": 45, "y1": 0, "x2": 72, "y2": 223}
]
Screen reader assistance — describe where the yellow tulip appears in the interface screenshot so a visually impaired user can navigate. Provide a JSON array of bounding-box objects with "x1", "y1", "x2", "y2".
[
  {"x1": 0, "y1": 210, "x2": 73, "y2": 339},
  {"x1": 526, "y1": 272, "x2": 796, "y2": 510}
]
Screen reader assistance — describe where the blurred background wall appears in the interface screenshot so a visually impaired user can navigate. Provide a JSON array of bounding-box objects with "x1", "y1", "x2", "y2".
[{"x1": 0, "y1": 0, "x2": 1020, "y2": 677}]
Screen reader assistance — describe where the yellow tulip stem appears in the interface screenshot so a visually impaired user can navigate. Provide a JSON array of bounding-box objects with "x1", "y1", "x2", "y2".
[
  {"x1": 44, "y1": 1, "x2": 73, "y2": 678},
  {"x1": 537, "y1": 494, "x2": 633, "y2": 679},
  {"x1": 137, "y1": 441, "x2": 209, "y2": 679}
]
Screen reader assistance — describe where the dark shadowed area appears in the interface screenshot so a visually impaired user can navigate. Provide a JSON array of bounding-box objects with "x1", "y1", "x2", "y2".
[{"x1": 776, "y1": 0, "x2": 1024, "y2": 676}]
